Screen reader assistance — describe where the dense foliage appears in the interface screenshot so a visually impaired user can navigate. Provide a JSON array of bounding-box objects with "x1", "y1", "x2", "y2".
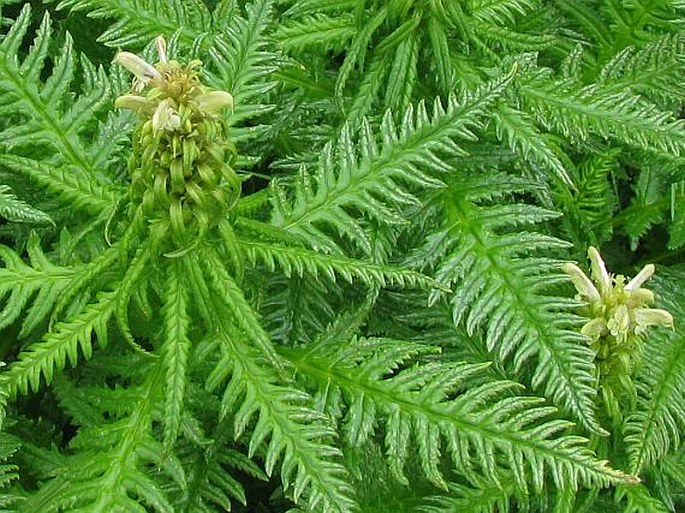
[{"x1": 0, "y1": 0, "x2": 684, "y2": 511}]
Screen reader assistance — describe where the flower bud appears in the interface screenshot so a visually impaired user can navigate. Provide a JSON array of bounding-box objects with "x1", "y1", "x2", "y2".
[{"x1": 581, "y1": 318, "x2": 607, "y2": 341}]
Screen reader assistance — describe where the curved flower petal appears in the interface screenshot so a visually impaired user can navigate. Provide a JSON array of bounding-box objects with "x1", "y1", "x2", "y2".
[
  {"x1": 155, "y1": 36, "x2": 168, "y2": 64},
  {"x1": 152, "y1": 99, "x2": 181, "y2": 132},
  {"x1": 114, "y1": 94, "x2": 154, "y2": 113},
  {"x1": 562, "y1": 263, "x2": 601, "y2": 302},
  {"x1": 626, "y1": 287, "x2": 654, "y2": 307},
  {"x1": 114, "y1": 52, "x2": 161, "y2": 83},
  {"x1": 635, "y1": 308, "x2": 674, "y2": 330},
  {"x1": 588, "y1": 246, "x2": 611, "y2": 292},
  {"x1": 195, "y1": 91, "x2": 234, "y2": 113},
  {"x1": 625, "y1": 264, "x2": 655, "y2": 292}
]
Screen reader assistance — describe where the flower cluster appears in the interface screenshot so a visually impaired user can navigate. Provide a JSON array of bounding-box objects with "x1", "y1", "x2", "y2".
[
  {"x1": 563, "y1": 247, "x2": 673, "y2": 347},
  {"x1": 114, "y1": 37, "x2": 239, "y2": 251},
  {"x1": 563, "y1": 247, "x2": 673, "y2": 418}
]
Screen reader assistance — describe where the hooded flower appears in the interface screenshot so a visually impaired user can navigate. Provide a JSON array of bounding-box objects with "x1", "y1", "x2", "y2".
[
  {"x1": 151, "y1": 99, "x2": 181, "y2": 132},
  {"x1": 113, "y1": 36, "x2": 233, "y2": 132},
  {"x1": 563, "y1": 247, "x2": 673, "y2": 345}
]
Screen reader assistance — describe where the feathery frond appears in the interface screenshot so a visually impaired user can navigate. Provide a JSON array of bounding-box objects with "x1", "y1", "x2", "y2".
[
  {"x1": 519, "y1": 71, "x2": 685, "y2": 156},
  {"x1": 160, "y1": 259, "x2": 192, "y2": 447},
  {"x1": 49, "y1": 0, "x2": 213, "y2": 48},
  {"x1": 1, "y1": 0, "x2": 684, "y2": 510},
  {"x1": 286, "y1": 337, "x2": 634, "y2": 492},
  {"x1": 0, "y1": 6, "x2": 123, "y2": 219},
  {"x1": 1, "y1": 290, "x2": 116, "y2": 399},
  {"x1": 1, "y1": 7, "x2": 110, "y2": 172},
  {"x1": 206, "y1": 0, "x2": 277, "y2": 128},
  {"x1": 416, "y1": 174, "x2": 602, "y2": 433},
  {"x1": 625, "y1": 271, "x2": 685, "y2": 474},
  {"x1": 0, "y1": 186, "x2": 53, "y2": 226},
  {"x1": 191, "y1": 264, "x2": 357, "y2": 512},
  {"x1": 270, "y1": 69, "x2": 515, "y2": 255},
  {"x1": 19, "y1": 362, "x2": 175, "y2": 512}
]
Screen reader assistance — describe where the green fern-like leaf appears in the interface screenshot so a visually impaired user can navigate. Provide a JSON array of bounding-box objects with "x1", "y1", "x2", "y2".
[
  {"x1": 171, "y1": 410, "x2": 268, "y2": 511},
  {"x1": 160, "y1": 259, "x2": 192, "y2": 447},
  {"x1": 240, "y1": 237, "x2": 438, "y2": 289},
  {"x1": 616, "y1": 483, "x2": 672, "y2": 513},
  {"x1": 18, "y1": 362, "x2": 176, "y2": 512},
  {"x1": 625, "y1": 271, "x2": 685, "y2": 474},
  {"x1": 206, "y1": 0, "x2": 277, "y2": 127},
  {"x1": 184, "y1": 251, "x2": 357, "y2": 512},
  {"x1": 493, "y1": 103, "x2": 574, "y2": 188},
  {"x1": 1, "y1": 290, "x2": 116, "y2": 400},
  {"x1": 519, "y1": 69, "x2": 685, "y2": 156},
  {"x1": 0, "y1": 155, "x2": 119, "y2": 215},
  {"x1": 270, "y1": 69, "x2": 516, "y2": 255},
  {"x1": 0, "y1": 233, "x2": 81, "y2": 336},
  {"x1": 0, "y1": 432, "x2": 21, "y2": 511},
  {"x1": 50, "y1": 0, "x2": 213, "y2": 48},
  {"x1": 669, "y1": 181, "x2": 685, "y2": 250},
  {"x1": 415, "y1": 174, "x2": 603, "y2": 434},
  {"x1": 0, "y1": 186, "x2": 53, "y2": 226},
  {"x1": 566, "y1": 152, "x2": 618, "y2": 245},
  {"x1": 273, "y1": 12, "x2": 356, "y2": 52},
  {"x1": 286, "y1": 337, "x2": 634, "y2": 493},
  {"x1": 1, "y1": 7, "x2": 108, "y2": 170},
  {"x1": 0, "y1": 6, "x2": 123, "y2": 218},
  {"x1": 418, "y1": 477, "x2": 518, "y2": 513}
]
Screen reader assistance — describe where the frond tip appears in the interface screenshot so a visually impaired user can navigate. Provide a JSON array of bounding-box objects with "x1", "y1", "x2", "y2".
[{"x1": 0, "y1": 185, "x2": 53, "y2": 225}]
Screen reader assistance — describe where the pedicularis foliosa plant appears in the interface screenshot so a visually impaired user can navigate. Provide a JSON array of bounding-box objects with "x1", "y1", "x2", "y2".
[{"x1": 0, "y1": 0, "x2": 684, "y2": 512}]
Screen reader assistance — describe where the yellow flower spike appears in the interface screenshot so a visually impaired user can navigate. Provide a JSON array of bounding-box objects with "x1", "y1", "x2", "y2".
[
  {"x1": 564, "y1": 246, "x2": 674, "y2": 422},
  {"x1": 114, "y1": 35, "x2": 240, "y2": 254}
]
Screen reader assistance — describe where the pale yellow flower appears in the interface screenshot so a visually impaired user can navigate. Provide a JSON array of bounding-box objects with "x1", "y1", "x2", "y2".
[
  {"x1": 151, "y1": 99, "x2": 181, "y2": 132},
  {"x1": 563, "y1": 247, "x2": 673, "y2": 344},
  {"x1": 113, "y1": 36, "x2": 234, "y2": 132}
]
